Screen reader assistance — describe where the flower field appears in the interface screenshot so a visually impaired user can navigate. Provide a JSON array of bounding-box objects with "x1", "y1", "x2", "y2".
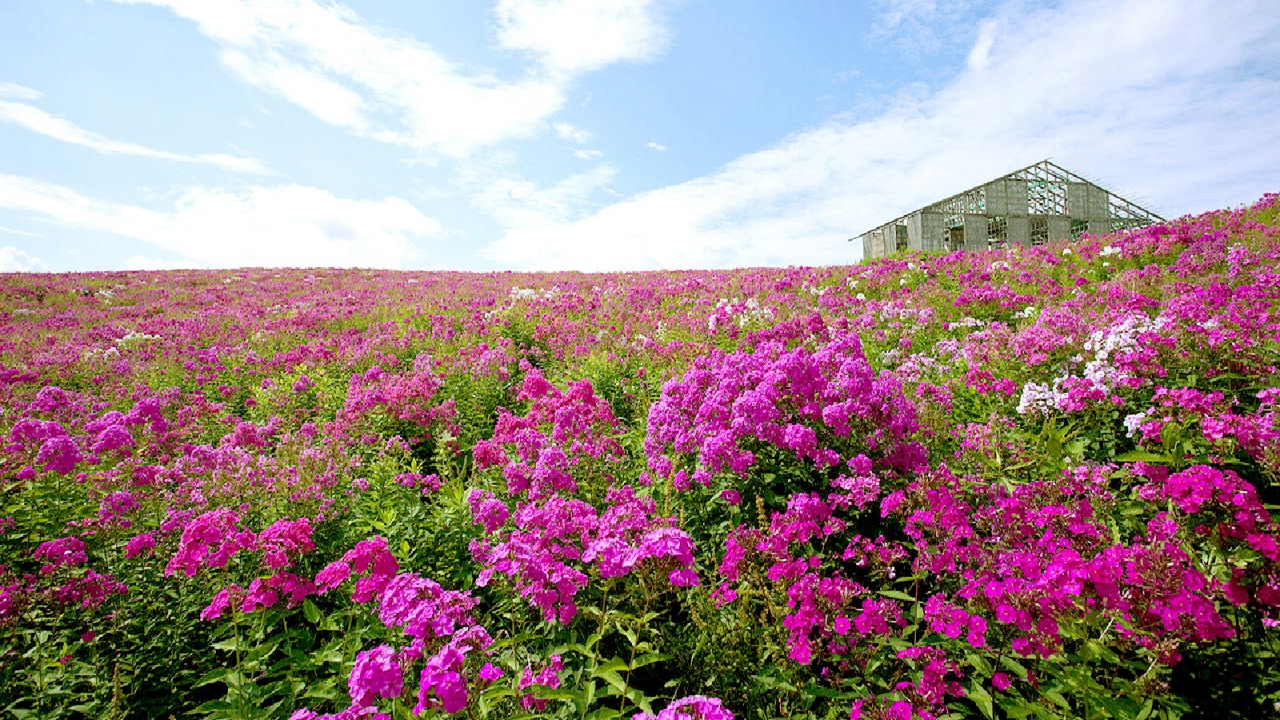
[{"x1": 2, "y1": 193, "x2": 1279, "y2": 720}]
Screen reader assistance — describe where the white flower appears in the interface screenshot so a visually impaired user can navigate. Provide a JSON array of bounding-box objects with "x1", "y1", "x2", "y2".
[
  {"x1": 1017, "y1": 380, "x2": 1068, "y2": 416},
  {"x1": 1123, "y1": 411, "x2": 1150, "y2": 438},
  {"x1": 117, "y1": 331, "x2": 162, "y2": 345}
]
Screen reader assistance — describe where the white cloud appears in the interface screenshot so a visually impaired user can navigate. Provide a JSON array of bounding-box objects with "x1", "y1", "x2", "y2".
[
  {"x1": 494, "y1": 0, "x2": 671, "y2": 74},
  {"x1": 0, "y1": 99, "x2": 269, "y2": 174},
  {"x1": 112, "y1": 0, "x2": 670, "y2": 157},
  {"x1": 217, "y1": 49, "x2": 369, "y2": 132},
  {"x1": 967, "y1": 18, "x2": 998, "y2": 71},
  {"x1": 0, "y1": 246, "x2": 49, "y2": 272},
  {"x1": 483, "y1": 0, "x2": 1280, "y2": 270},
  {"x1": 472, "y1": 165, "x2": 616, "y2": 229},
  {"x1": 553, "y1": 121, "x2": 593, "y2": 143},
  {"x1": 0, "y1": 82, "x2": 43, "y2": 100},
  {"x1": 0, "y1": 173, "x2": 443, "y2": 268},
  {"x1": 645, "y1": 141, "x2": 667, "y2": 151},
  {"x1": 123, "y1": 255, "x2": 195, "y2": 270},
  {"x1": 571, "y1": 148, "x2": 603, "y2": 160}
]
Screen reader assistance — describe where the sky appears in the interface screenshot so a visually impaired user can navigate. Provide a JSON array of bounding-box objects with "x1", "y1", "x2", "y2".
[{"x1": 0, "y1": 0, "x2": 1277, "y2": 273}]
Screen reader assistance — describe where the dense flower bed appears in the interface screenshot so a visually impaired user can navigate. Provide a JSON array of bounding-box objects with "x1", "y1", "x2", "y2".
[{"x1": 0, "y1": 193, "x2": 1278, "y2": 719}]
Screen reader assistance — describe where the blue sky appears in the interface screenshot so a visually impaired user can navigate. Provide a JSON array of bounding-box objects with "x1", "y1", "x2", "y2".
[{"x1": 1, "y1": 0, "x2": 1277, "y2": 273}]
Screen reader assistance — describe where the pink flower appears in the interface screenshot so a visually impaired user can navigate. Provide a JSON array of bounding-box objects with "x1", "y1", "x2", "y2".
[
  {"x1": 201, "y1": 586, "x2": 240, "y2": 621},
  {"x1": 416, "y1": 645, "x2": 469, "y2": 714},
  {"x1": 258, "y1": 517, "x2": 315, "y2": 570},
  {"x1": 315, "y1": 561, "x2": 351, "y2": 592},
  {"x1": 348, "y1": 645, "x2": 403, "y2": 707},
  {"x1": 635, "y1": 695, "x2": 735, "y2": 720},
  {"x1": 125, "y1": 534, "x2": 156, "y2": 559},
  {"x1": 34, "y1": 537, "x2": 87, "y2": 570},
  {"x1": 887, "y1": 700, "x2": 913, "y2": 720},
  {"x1": 37, "y1": 435, "x2": 83, "y2": 475}
]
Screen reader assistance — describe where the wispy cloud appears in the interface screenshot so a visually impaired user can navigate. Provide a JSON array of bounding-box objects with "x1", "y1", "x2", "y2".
[
  {"x1": 966, "y1": 18, "x2": 999, "y2": 71},
  {"x1": 472, "y1": 165, "x2": 616, "y2": 229},
  {"x1": 0, "y1": 98, "x2": 269, "y2": 174},
  {"x1": 645, "y1": 141, "x2": 667, "y2": 151},
  {"x1": 553, "y1": 122, "x2": 593, "y2": 143},
  {"x1": 112, "y1": 0, "x2": 671, "y2": 157},
  {"x1": 871, "y1": 0, "x2": 997, "y2": 54},
  {"x1": 0, "y1": 245, "x2": 49, "y2": 273},
  {"x1": 0, "y1": 173, "x2": 442, "y2": 268},
  {"x1": 483, "y1": 0, "x2": 1280, "y2": 270},
  {"x1": 0, "y1": 82, "x2": 43, "y2": 100},
  {"x1": 571, "y1": 148, "x2": 603, "y2": 160},
  {"x1": 0, "y1": 224, "x2": 42, "y2": 238}
]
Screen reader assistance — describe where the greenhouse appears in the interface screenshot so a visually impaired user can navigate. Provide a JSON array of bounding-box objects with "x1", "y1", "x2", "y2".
[{"x1": 855, "y1": 160, "x2": 1164, "y2": 259}]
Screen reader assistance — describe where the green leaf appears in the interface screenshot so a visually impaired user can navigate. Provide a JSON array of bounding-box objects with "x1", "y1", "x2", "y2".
[
  {"x1": 532, "y1": 688, "x2": 579, "y2": 701},
  {"x1": 877, "y1": 590, "x2": 915, "y2": 602},
  {"x1": 964, "y1": 652, "x2": 993, "y2": 676},
  {"x1": 999, "y1": 699, "x2": 1037, "y2": 720},
  {"x1": 302, "y1": 599, "x2": 321, "y2": 624},
  {"x1": 1114, "y1": 450, "x2": 1173, "y2": 463},
  {"x1": 303, "y1": 680, "x2": 339, "y2": 700},
  {"x1": 1043, "y1": 689, "x2": 1071, "y2": 709},
  {"x1": 211, "y1": 637, "x2": 248, "y2": 653},
  {"x1": 999, "y1": 656, "x2": 1029, "y2": 677},
  {"x1": 193, "y1": 668, "x2": 233, "y2": 688},
  {"x1": 551, "y1": 642, "x2": 591, "y2": 657},
  {"x1": 626, "y1": 687, "x2": 655, "y2": 715},
  {"x1": 594, "y1": 657, "x2": 628, "y2": 675},
  {"x1": 629, "y1": 652, "x2": 667, "y2": 670},
  {"x1": 968, "y1": 680, "x2": 995, "y2": 720},
  {"x1": 752, "y1": 674, "x2": 798, "y2": 692},
  {"x1": 594, "y1": 669, "x2": 628, "y2": 693},
  {"x1": 192, "y1": 700, "x2": 237, "y2": 715}
]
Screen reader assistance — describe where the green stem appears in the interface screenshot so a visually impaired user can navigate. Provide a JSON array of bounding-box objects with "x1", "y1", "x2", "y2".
[
  {"x1": 231, "y1": 600, "x2": 245, "y2": 720},
  {"x1": 620, "y1": 578, "x2": 655, "y2": 713}
]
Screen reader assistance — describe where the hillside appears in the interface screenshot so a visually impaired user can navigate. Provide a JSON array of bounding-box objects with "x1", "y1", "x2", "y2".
[{"x1": 1, "y1": 193, "x2": 1278, "y2": 720}]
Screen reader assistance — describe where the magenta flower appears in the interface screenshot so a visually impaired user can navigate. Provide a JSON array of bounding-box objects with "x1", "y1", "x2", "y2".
[
  {"x1": 635, "y1": 695, "x2": 734, "y2": 720},
  {"x1": 349, "y1": 645, "x2": 403, "y2": 708}
]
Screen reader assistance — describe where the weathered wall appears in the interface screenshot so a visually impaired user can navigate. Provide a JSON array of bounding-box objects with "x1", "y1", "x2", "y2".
[
  {"x1": 1007, "y1": 216, "x2": 1030, "y2": 245},
  {"x1": 1048, "y1": 216, "x2": 1071, "y2": 241},
  {"x1": 964, "y1": 214, "x2": 987, "y2": 251}
]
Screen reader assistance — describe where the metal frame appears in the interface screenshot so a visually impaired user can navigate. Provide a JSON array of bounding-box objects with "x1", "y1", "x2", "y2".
[{"x1": 853, "y1": 160, "x2": 1164, "y2": 257}]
